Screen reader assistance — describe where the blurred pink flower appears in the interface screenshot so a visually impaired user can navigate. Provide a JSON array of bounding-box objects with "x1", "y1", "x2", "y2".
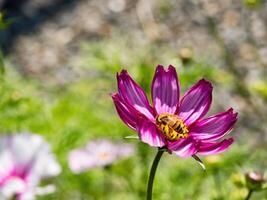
[
  {"x1": 112, "y1": 65, "x2": 238, "y2": 157},
  {"x1": 68, "y1": 139, "x2": 135, "y2": 173},
  {"x1": 0, "y1": 133, "x2": 61, "y2": 200}
]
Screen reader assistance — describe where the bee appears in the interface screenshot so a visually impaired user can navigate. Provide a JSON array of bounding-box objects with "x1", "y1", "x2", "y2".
[{"x1": 156, "y1": 113, "x2": 189, "y2": 141}]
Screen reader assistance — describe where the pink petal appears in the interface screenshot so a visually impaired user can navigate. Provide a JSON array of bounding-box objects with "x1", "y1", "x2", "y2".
[
  {"x1": 68, "y1": 149, "x2": 97, "y2": 173},
  {"x1": 137, "y1": 118, "x2": 166, "y2": 147},
  {"x1": 198, "y1": 138, "x2": 234, "y2": 156},
  {"x1": 190, "y1": 108, "x2": 238, "y2": 142},
  {"x1": 0, "y1": 151, "x2": 15, "y2": 183},
  {"x1": 151, "y1": 65, "x2": 180, "y2": 115},
  {"x1": 178, "y1": 79, "x2": 212, "y2": 126},
  {"x1": 168, "y1": 137, "x2": 199, "y2": 157},
  {"x1": 112, "y1": 94, "x2": 139, "y2": 130},
  {"x1": 117, "y1": 70, "x2": 154, "y2": 121}
]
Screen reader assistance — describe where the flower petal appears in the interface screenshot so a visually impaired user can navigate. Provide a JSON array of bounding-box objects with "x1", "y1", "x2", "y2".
[
  {"x1": 1, "y1": 177, "x2": 26, "y2": 199},
  {"x1": 137, "y1": 118, "x2": 166, "y2": 147},
  {"x1": 117, "y1": 70, "x2": 154, "y2": 121},
  {"x1": 168, "y1": 137, "x2": 199, "y2": 157},
  {"x1": 178, "y1": 79, "x2": 212, "y2": 125},
  {"x1": 0, "y1": 151, "x2": 14, "y2": 183},
  {"x1": 198, "y1": 138, "x2": 234, "y2": 156},
  {"x1": 33, "y1": 153, "x2": 61, "y2": 178},
  {"x1": 151, "y1": 65, "x2": 180, "y2": 114},
  {"x1": 190, "y1": 108, "x2": 238, "y2": 142},
  {"x1": 68, "y1": 149, "x2": 98, "y2": 173},
  {"x1": 9, "y1": 134, "x2": 61, "y2": 179},
  {"x1": 18, "y1": 190, "x2": 35, "y2": 200},
  {"x1": 112, "y1": 93, "x2": 139, "y2": 130}
]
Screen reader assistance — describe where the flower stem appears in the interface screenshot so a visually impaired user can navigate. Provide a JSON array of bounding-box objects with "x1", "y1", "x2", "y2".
[
  {"x1": 146, "y1": 149, "x2": 164, "y2": 200},
  {"x1": 245, "y1": 189, "x2": 253, "y2": 200}
]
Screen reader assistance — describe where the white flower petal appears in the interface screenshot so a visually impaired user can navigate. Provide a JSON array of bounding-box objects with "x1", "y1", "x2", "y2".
[
  {"x1": 0, "y1": 177, "x2": 26, "y2": 198},
  {"x1": 0, "y1": 133, "x2": 61, "y2": 199},
  {"x1": 68, "y1": 139, "x2": 136, "y2": 172}
]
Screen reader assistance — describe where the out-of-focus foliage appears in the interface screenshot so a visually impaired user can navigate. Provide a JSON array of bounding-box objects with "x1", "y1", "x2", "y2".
[
  {"x1": 250, "y1": 81, "x2": 267, "y2": 101},
  {"x1": 1, "y1": 0, "x2": 267, "y2": 199},
  {"x1": 0, "y1": 12, "x2": 8, "y2": 75},
  {"x1": 243, "y1": 0, "x2": 262, "y2": 8},
  {"x1": 0, "y1": 50, "x2": 4, "y2": 75},
  {"x1": 0, "y1": 37, "x2": 266, "y2": 199},
  {"x1": 0, "y1": 12, "x2": 12, "y2": 30}
]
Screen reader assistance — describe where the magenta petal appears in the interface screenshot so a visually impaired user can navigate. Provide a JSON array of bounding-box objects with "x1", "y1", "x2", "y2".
[
  {"x1": 137, "y1": 118, "x2": 166, "y2": 147},
  {"x1": 198, "y1": 138, "x2": 234, "y2": 156},
  {"x1": 168, "y1": 137, "x2": 199, "y2": 157},
  {"x1": 112, "y1": 93, "x2": 138, "y2": 130},
  {"x1": 190, "y1": 108, "x2": 238, "y2": 142},
  {"x1": 178, "y1": 79, "x2": 212, "y2": 126},
  {"x1": 117, "y1": 70, "x2": 154, "y2": 121},
  {"x1": 152, "y1": 65, "x2": 180, "y2": 115}
]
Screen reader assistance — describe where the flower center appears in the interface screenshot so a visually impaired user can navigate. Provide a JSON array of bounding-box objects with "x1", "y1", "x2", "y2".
[
  {"x1": 99, "y1": 152, "x2": 110, "y2": 160},
  {"x1": 156, "y1": 113, "x2": 189, "y2": 141}
]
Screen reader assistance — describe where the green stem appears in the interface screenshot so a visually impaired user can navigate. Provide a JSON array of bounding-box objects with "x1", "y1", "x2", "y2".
[
  {"x1": 245, "y1": 189, "x2": 253, "y2": 200},
  {"x1": 146, "y1": 149, "x2": 164, "y2": 200}
]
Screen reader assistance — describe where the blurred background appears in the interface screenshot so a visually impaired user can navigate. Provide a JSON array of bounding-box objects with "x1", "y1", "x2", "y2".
[{"x1": 0, "y1": 0, "x2": 267, "y2": 199}]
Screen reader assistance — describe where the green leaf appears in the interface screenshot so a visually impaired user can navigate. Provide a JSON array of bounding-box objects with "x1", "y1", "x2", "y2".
[
  {"x1": 124, "y1": 135, "x2": 139, "y2": 139},
  {"x1": 192, "y1": 155, "x2": 206, "y2": 171}
]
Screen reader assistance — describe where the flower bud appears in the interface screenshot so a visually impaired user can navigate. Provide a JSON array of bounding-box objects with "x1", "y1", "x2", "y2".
[
  {"x1": 178, "y1": 48, "x2": 193, "y2": 64},
  {"x1": 245, "y1": 171, "x2": 265, "y2": 190}
]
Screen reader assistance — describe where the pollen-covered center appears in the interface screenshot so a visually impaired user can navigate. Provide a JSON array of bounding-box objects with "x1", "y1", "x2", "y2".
[{"x1": 156, "y1": 113, "x2": 189, "y2": 141}]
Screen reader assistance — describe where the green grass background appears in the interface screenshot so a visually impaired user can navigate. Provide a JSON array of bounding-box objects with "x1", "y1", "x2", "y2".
[{"x1": 0, "y1": 38, "x2": 266, "y2": 200}]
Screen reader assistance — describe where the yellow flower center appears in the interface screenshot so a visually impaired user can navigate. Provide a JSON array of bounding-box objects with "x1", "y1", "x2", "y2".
[{"x1": 156, "y1": 113, "x2": 189, "y2": 141}]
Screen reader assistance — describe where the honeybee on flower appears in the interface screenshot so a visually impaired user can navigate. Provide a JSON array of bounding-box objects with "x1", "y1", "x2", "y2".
[{"x1": 112, "y1": 65, "x2": 238, "y2": 158}]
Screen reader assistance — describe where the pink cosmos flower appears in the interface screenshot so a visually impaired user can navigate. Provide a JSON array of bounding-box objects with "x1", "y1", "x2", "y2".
[
  {"x1": 68, "y1": 139, "x2": 135, "y2": 173},
  {"x1": 0, "y1": 133, "x2": 61, "y2": 200},
  {"x1": 112, "y1": 65, "x2": 238, "y2": 158}
]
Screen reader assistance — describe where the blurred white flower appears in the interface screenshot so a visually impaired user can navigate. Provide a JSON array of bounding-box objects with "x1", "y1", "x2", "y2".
[
  {"x1": 0, "y1": 133, "x2": 61, "y2": 200},
  {"x1": 68, "y1": 139, "x2": 135, "y2": 173}
]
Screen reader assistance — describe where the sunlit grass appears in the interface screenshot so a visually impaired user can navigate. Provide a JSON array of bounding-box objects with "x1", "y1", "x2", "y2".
[{"x1": 0, "y1": 38, "x2": 266, "y2": 199}]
